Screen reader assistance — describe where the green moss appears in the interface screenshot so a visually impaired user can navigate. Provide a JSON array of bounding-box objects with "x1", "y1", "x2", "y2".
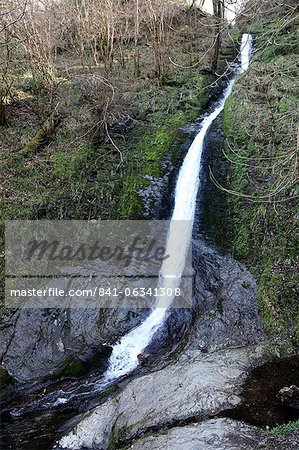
[
  {"x1": 20, "y1": 114, "x2": 56, "y2": 156},
  {"x1": 0, "y1": 366, "x2": 15, "y2": 400},
  {"x1": 224, "y1": 7, "x2": 299, "y2": 349},
  {"x1": 58, "y1": 356, "x2": 87, "y2": 377},
  {"x1": 98, "y1": 385, "x2": 117, "y2": 399},
  {"x1": 51, "y1": 143, "x2": 94, "y2": 180},
  {"x1": 111, "y1": 74, "x2": 211, "y2": 219},
  {"x1": 108, "y1": 424, "x2": 135, "y2": 450}
]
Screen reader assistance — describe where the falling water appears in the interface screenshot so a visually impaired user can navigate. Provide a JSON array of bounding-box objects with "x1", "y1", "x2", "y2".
[
  {"x1": 104, "y1": 34, "x2": 253, "y2": 381},
  {"x1": 240, "y1": 33, "x2": 253, "y2": 72}
]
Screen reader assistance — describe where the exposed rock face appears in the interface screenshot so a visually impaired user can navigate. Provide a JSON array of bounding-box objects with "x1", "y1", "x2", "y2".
[
  {"x1": 52, "y1": 238, "x2": 267, "y2": 450},
  {"x1": 0, "y1": 308, "x2": 147, "y2": 382},
  {"x1": 137, "y1": 170, "x2": 172, "y2": 219},
  {"x1": 54, "y1": 346, "x2": 266, "y2": 450},
  {"x1": 126, "y1": 418, "x2": 299, "y2": 450},
  {"x1": 127, "y1": 418, "x2": 265, "y2": 450},
  {"x1": 0, "y1": 236, "x2": 264, "y2": 385},
  {"x1": 189, "y1": 239, "x2": 265, "y2": 352},
  {"x1": 278, "y1": 385, "x2": 299, "y2": 411},
  {"x1": 131, "y1": 238, "x2": 265, "y2": 370}
]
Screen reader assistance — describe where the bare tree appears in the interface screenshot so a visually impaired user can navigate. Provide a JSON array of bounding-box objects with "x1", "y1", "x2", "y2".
[
  {"x1": 0, "y1": 0, "x2": 28, "y2": 125},
  {"x1": 134, "y1": 0, "x2": 140, "y2": 76},
  {"x1": 144, "y1": 0, "x2": 179, "y2": 80},
  {"x1": 18, "y1": 0, "x2": 61, "y2": 91},
  {"x1": 212, "y1": 0, "x2": 224, "y2": 71}
]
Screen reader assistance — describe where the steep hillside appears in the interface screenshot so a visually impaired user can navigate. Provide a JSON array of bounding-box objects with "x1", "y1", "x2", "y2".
[
  {"x1": 0, "y1": 5, "x2": 226, "y2": 309},
  {"x1": 224, "y1": 0, "x2": 299, "y2": 350}
]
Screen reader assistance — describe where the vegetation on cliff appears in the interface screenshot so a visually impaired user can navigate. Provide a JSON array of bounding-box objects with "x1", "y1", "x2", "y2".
[{"x1": 224, "y1": 0, "x2": 299, "y2": 350}]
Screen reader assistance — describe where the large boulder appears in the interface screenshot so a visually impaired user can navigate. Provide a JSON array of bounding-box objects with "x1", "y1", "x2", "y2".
[
  {"x1": 126, "y1": 418, "x2": 299, "y2": 450},
  {"x1": 54, "y1": 345, "x2": 266, "y2": 450},
  {"x1": 189, "y1": 239, "x2": 265, "y2": 352},
  {"x1": 127, "y1": 418, "x2": 265, "y2": 450}
]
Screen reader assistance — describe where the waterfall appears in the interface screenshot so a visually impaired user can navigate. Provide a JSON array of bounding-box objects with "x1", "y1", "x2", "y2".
[
  {"x1": 240, "y1": 33, "x2": 253, "y2": 72},
  {"x1": 104, "y1": 34, "x2": 253, "y2": 381}
]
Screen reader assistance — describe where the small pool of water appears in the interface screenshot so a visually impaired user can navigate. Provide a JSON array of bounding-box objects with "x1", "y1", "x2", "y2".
[
  {"x1": 219, "y1": 355, "x2": 299, "y2": 427},
  {"x1": 0, "y1": 409, "x2": 75, "y2": 450}
]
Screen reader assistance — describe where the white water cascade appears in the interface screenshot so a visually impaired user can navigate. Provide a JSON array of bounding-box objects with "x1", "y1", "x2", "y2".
[
  {"x1": 240, "y1": 33, "x2": 253, "y2": 72},
  {"x1": 104, "y1": 34, "x2": 253, "y2": 381}
]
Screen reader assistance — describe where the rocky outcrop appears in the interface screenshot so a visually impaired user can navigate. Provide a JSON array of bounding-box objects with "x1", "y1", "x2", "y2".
[
  {"x1": 133, "y1": 238, "x2": 265, "y2": 369},
  {"x1": 0, "y1": 236, "x2": 264, "y2": 385},
  {"x1": 127, "y1": 418, "x2": 265, "y2": 450},
  {"x1": 126, "y1": 418, "x2": 299, "y2": 450},
  {"x1": 0, "y1": 308, "x2": 147, "y2": 382},
  {"x1": 189, "y1": 239, "x2": 265, "y2": 352},
  {"x1": 51, "y1": 238, "x2": 267, "y2": 449},
  {"x1": 54, "y1": 345, "x2": 266, "y2": 449},
  {"x1": 278, "y1": 386, "x2": 299, "y2": 411}
]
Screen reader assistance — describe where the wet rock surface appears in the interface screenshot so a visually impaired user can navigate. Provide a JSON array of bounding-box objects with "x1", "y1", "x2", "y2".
[
  {"x1": 0, "y1": 308, "x2": 147, "y2": 383},
  {"x1": 0, "y1": 229, "x2": 264, "y2": 386},
  {"x1": 52, "y1": 237, "x2": 267, "y2": 450},
  {"x1": 137, "y1": 157, "x2": 173, "y2": 219},
  {"x1": 188, "y1": 238, "x2": 265, "y2": 353},
  {"x1": 127, "y1": 418, "x2": 299, "y2": 450},
  {"x1": 0, "y1": 229, "x2": 268, "y2": 448},
  {"x1": 127, "y1": 418, "x2": 265, "y2": 450},
  {"x1": 54, "y1": 346, "x2": 266, "y2": 450},
  {"x1": 135, "y1": 236, "x2": 265, "y2": 371}
]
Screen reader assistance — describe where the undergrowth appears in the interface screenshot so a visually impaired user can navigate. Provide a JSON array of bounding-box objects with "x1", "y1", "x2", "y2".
[
  {"x1": 224, "y1": 6, "x2": 299, "y2": 350},
  {"x1": 269, "y1": 420, "x2": 299, "y2": 436},
  {"x1": 0, "y1": 18, "x2": 214, "y2": 309}
]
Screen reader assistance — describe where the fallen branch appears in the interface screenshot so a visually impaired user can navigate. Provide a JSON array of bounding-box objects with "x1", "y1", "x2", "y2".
[{"x1": 20, "y1": 108, "x2": 60, "y2": 156}]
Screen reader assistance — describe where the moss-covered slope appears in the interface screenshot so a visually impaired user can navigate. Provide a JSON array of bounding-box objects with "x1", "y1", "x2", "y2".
[{"x1": 224, "y1": 2, "x2": 299, "y2": 350}]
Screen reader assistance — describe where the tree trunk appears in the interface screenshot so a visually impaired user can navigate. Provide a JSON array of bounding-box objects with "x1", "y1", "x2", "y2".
[
  {"x1": 212, "y1": 0, "x2": 224, "y2": 72},
  {"x1": 0, "y1": 90, "x2": 7, "y2": 126},
  {"x1": 0, "y1": 101, "x2": 7, "y2": 126},
  {"x1": 134, "y1": 0, "x2": 140, "y2": 77}
]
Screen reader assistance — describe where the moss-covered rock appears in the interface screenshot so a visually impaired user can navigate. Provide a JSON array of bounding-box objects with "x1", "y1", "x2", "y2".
[
  {"x1": 57, "y1": 356, "x2": 88, "y2": 378},
  {"x1": 0, "y1": 366, "x2": 15, "y2": 400}
]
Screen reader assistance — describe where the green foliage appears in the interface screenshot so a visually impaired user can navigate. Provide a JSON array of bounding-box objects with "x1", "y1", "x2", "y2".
[
  {"x1": 269, "y1": 420, "x2": 299, "y2": 436},
  {"x1": 224, "y1": 9, "x2": 299, "y2": 349},
  {"x1": 108, "y1": 425, "x2": 134, "y2": 450}
]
